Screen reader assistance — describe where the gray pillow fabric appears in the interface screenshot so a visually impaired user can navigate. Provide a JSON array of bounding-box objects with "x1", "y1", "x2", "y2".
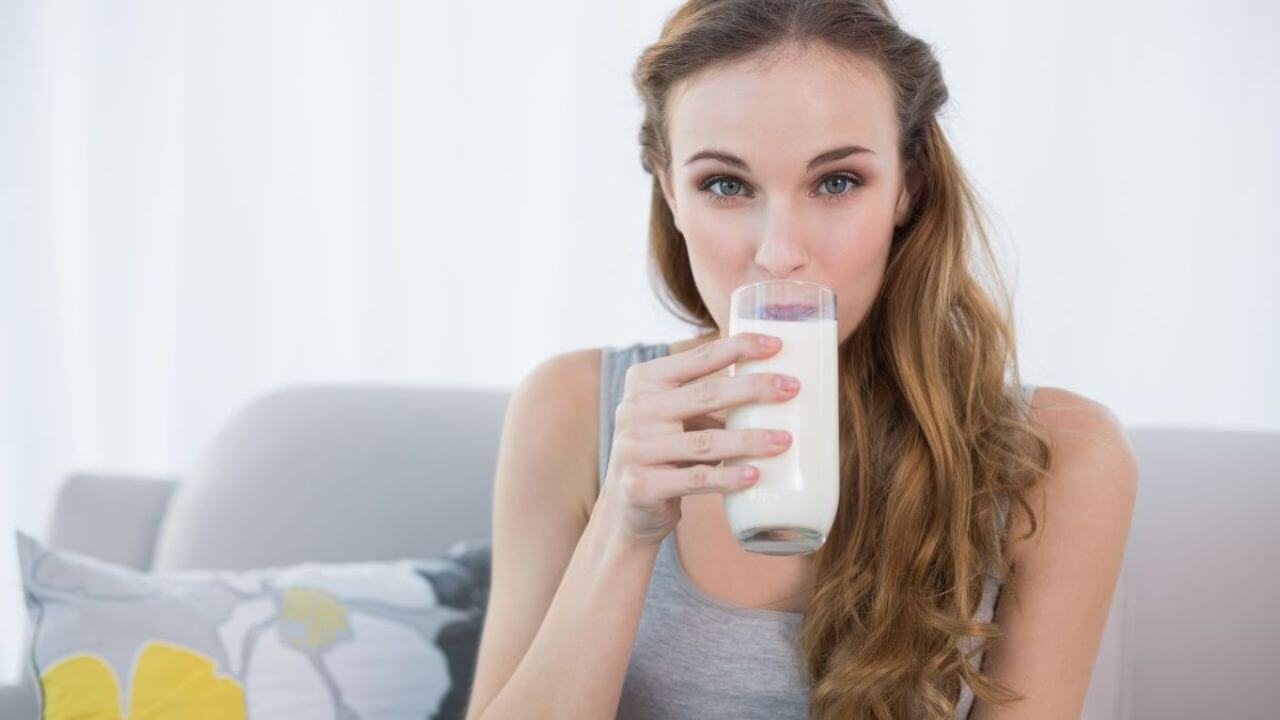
[{"x1": 16, "y1": 532, "x2": 491, "y2": 719}]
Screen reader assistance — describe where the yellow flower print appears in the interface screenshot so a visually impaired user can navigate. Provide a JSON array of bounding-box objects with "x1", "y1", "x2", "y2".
[
  {"x1": 277, "y1": 586, "x2": 351, "y2": 650},
  {"x1": 40, "y1": 641, "x2": 245, "y2": 719}
]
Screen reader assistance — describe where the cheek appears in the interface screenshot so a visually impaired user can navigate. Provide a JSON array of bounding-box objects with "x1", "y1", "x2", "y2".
[
  {"x1": 678, "y1": 216, "x2": 753, "y2": 328},
  {"x1": 677, "y1": 199, "x2": 757, "y2": 267},
  {"x1": 678, "y1": 200, "x2": 751, "y2": 247},
  {"x1": 825, "y1": 209, "x2": 895, "y2": 339},
  {"x1": 833, "y1": 249, "x2": 888, "y2": 332},
  {"x1": 822, "y1": 198, "x2": 895, "y2": 272}
]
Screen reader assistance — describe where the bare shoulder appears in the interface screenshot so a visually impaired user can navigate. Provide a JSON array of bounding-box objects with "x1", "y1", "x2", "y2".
[
  {"x1": 971, "y1": 387, "x2": 1139, "y2": 717},
  {"x1": 1009, "y1": 385, "x2": 1140, "y2": 568},
  {"x1": 1026, "y1": 386, "x2": 1131, "y2": 454},
  {"x1": 516, "y1": 347, "x2": 602, "y2": 418},
  {"x1": 504, "y1": 347, "x2": 604, "y2": 522},
  {"x1": 468, "y1": 348, "x2": 604, "y2": 719}
]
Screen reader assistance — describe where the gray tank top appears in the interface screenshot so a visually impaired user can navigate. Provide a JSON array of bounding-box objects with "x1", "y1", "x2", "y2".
[{"x1": 598, "y1": 341, "x2": 1035, "y2": 719}]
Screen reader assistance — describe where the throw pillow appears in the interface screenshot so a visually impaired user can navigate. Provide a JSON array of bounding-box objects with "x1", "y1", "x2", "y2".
[{"x1": 15, "y1": 531, "x2": 490, "y2": 719}]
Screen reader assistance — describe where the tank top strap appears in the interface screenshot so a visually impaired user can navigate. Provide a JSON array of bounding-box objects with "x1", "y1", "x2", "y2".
[{"x1": 599, "y1": 342, "x2": 672, "y2": 488}]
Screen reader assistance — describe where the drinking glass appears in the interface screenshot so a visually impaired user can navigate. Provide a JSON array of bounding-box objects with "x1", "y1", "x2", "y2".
[{"x1": 723, "y1": 279, "x2": 839, "y2": 555}]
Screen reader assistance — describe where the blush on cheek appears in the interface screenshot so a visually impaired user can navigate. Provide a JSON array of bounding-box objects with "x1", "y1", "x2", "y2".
[
  {"x1": 683, "y1": 208, "x2": 752, "y2": 241},
  {"x1": 685, "y1": 222, "x2": 757, "y2": 271}
]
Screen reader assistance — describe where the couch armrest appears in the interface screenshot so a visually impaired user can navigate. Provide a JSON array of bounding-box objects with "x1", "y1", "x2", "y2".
[
  {"x1": 5, "y1": 472, "x2": 179, "y2": 707},
  {"x1": 45, "y1": 471, "x2": 178, "y2": 571},
  {"x1": 0, "y1": 676, "x2": 38, "y2": 718}
]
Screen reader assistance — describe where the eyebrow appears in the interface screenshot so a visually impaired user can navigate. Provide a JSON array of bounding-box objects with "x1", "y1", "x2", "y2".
[{"x1": 684, "y1": 145, "x2": 875, "y2": 173}]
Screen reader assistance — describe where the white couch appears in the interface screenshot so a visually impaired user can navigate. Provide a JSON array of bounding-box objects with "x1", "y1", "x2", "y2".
[{"x1": 2, "y1": 385, "x2": 1277, "y2": 718}]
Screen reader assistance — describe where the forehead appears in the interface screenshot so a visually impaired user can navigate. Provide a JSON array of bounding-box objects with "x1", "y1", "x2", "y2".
[{"x1": 666, "y1": 43, "x2": 899, "y2": 166}]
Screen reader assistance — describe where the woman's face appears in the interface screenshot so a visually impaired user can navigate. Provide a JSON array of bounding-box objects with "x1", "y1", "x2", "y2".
[{"x1": 658, "y1": 43, "x2": 914, "y2": 344}]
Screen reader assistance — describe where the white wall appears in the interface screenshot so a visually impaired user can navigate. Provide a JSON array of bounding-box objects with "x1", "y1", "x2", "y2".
[
  {"x1": 898, "y1": 0, "x2": 1280, "y2": 433},
  {"x1": 1, "y1": 0, "x2": 1276, "y2": 681}
]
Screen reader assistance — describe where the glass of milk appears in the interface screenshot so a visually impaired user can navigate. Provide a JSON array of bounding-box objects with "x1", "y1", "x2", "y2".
[{"x1": 723, "y1": 279, "x2": 839, "y2": 555}]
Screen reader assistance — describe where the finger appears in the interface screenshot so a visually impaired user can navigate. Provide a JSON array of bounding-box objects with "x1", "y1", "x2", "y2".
[
  {"x1": 649, "y1": 372, "x2": 799, "y2": 423},
  {"x1": 625, "y1": 332, "x2": 781, "y2": 394},
  {"x1": 636, "y1": 427, "x2": 792, "y2": 466},
  {"x1": 634, "y1": 463, "x2": 760, "y2": 501}
]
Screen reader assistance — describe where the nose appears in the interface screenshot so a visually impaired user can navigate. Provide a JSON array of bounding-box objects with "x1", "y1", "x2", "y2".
[{"x1": 754, "y1": 204, "x2": 810, "y2": 278}]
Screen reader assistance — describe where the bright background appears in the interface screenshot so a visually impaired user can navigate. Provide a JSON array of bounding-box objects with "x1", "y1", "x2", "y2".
[{"x1": 2, "y1": 0, "x2": 1277, "y2": 680}]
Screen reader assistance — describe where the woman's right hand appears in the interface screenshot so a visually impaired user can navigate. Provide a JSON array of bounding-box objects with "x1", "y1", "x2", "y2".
[{"x1": 599, "y1": 332, "x2": 801, "y2": 548}]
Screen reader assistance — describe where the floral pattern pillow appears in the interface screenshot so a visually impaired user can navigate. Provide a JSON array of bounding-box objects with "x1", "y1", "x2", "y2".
[{"x1": 16, "y1": 531, "x2": 489, "y2": 719}]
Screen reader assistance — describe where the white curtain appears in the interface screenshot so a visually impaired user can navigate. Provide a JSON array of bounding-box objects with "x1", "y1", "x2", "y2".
[{"x1": 2, "y1": 0, "x2": 1277, "y2": 681}]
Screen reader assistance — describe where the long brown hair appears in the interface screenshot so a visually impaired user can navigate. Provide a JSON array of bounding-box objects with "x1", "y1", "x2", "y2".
[{"x1": 632, "y1": 1, "x2": 1052, "y2": 717}]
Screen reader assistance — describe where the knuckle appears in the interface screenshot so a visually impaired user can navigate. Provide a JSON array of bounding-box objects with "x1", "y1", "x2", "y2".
[
  {"x1": 623, "y1": 362, "x2": 644, "y2": 386},
  {"x1": 688, "y1": 430, "x2": 713, "y2": 454},
  {"x1": 614, "y1": 399, "x2": 636, "y2": 427},
  {"x1": 620, "y1": 471, "x2": 647, "y2": 504},
  {"x1": 688, "y1": 465, "x2": 710, "y2": 491},
  {"x1": 692, "y1": 379, "x2": 717, "y2": 404},
  {"x1": 612, "y1": 434, "x2": 636, "y2": 461}
]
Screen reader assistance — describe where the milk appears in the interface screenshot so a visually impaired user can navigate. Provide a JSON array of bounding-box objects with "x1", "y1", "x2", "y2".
[{"x1": 723, "y1": 317, "x2": 840, "y2": 555}]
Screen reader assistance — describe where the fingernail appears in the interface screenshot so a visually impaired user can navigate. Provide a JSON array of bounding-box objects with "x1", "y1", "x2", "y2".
[
  {"x1": 776, "y1": 376, "x2": 799, "y2": 392},
  {"x1": 759, "y1": 335, "x2": 781, "y2": 348},
  {"x1": 769, "y1": 430, "x2": 791, "y2": 444}
]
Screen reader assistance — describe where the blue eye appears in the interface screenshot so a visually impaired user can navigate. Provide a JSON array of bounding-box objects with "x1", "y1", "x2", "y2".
[
  {"x1": 696, "y1": 173, "x2": 863, "y2": 205},
  {"x1": 701, "y1": 177, "x2": 750, "y2": 201},
  {"x1": 813, "y1": 173, "x2": 864, "y2": 201},
  {"x1": 820, "y1": 176, "x2": 854, "y2": 195}
]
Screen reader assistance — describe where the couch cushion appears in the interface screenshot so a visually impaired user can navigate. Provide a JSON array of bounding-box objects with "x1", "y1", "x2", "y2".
[{"x1": 154, "y1": 385, "x2": 507, "y2": 571}]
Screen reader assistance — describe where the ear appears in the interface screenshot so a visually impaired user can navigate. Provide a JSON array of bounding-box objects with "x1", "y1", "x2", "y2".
[
  {"x1": 657, "y1": 170, "x2": 682, "y2": 231},
  {"x1": 657, "y1": 170, "x2": 677, "y2": 212},
  {"x1": 893, "y1": 160, "x2": 921, "y2": 227}
]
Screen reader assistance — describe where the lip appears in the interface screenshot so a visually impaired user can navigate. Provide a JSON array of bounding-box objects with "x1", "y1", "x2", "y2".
[{"x1": 761, "y1": 302, "x2": 819, "y2": 321}]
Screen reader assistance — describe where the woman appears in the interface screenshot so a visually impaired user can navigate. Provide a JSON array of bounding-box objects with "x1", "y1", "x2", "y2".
[{"x1": 466, "y1": 1, "x2": 1137, "y2": 718}]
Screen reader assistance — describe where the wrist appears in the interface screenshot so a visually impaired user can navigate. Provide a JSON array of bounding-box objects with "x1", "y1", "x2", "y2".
[{"x1": 590, "y1": 492, "x2": 665, "y2": 560}]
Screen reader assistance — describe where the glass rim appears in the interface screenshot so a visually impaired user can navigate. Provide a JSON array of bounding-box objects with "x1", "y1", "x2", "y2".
[{"x1": 730, "y1": 278, "x2": 834, "y2": 296}]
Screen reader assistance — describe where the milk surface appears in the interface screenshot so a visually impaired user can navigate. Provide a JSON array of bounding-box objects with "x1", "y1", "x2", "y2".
[{"x1": 723, "y1": 317, "x2": 840, "y2": 552}]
